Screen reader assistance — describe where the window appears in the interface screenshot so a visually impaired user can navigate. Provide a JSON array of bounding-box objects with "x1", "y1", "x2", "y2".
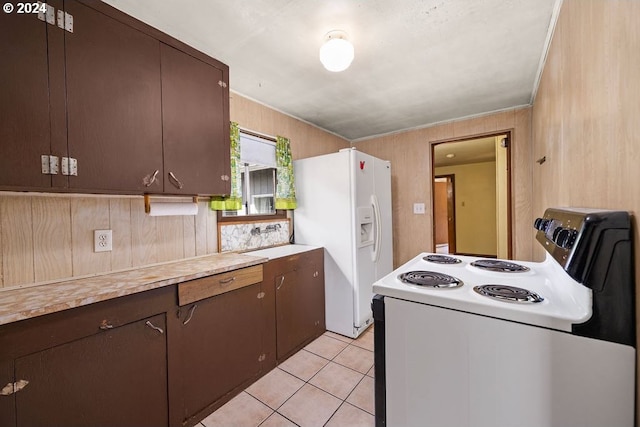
[{"x1": 222, "y1": 130, "x2": 278, "y2": 217}]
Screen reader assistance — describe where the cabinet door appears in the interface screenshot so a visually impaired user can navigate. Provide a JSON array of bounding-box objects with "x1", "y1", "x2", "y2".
[
  {"x1": 64, "y1": 1, "x2": 164, "y2": 193},
  {"x1": 275, "y1": 268, "x2": 305, "y2": 360},
  {"x1": 0, "y1": 10, "x2": 54, "y2": 189},
  {"x1": 161, "y1": 43, "x2": 230, "y2": 196},
  {"x1": 0, "y1": 359, "x2": 15, "y2": 426},
  {"x1": 301, "y1": 249, "x2": 326, "y2": 338},
  {"x1": 14, "y1": 313, "x2": 168, "y2": 427},
  {"x1": 275, "y1": 250, "x2": 326, "y2": 361},
  {"x1": 179, "y1": 283, "x2": 263, "y2": 423}
]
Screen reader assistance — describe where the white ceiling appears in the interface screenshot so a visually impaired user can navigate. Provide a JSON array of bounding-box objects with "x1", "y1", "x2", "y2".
[{"x1": 103, "y1": 0, "x2": 559, "y2": 142}]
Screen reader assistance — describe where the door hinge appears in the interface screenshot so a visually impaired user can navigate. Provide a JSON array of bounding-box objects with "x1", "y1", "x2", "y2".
[
  {"x1": 57, "y1": 10, "x2": 73, "y2": 32},
  {"x1": 258, "y1": 354, "x2": 266, "y2": 362},
  {"x1": 217, "y1": 80, "x2": 227, "y2": 88},
  {"x1": 61, "y1": 157, "x2": 78, "y2": 176},
  {"x1": 41, "y1": 154, "x2": 59, "y2": 175},
  {"x1": 257, "y1": 291, "x2": 265, "y2": 299},
  {"x1": 44, "y1": 3, "x2": 55, "y2": 25},
  {"x1": 0, "y1": 380, "x2": 29, "y2": 396}
]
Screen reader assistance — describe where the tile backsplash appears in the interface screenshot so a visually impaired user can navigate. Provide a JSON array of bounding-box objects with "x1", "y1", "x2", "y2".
[{"x1": 219, "y1": 220, "x2": 290, "y2": 252}]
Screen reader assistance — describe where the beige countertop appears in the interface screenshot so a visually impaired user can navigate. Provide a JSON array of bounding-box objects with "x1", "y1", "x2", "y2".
[
  {"x1": 0, "y1": 252, "x2": 267, "y2": 326},
  {"x1": 245, "y1": 244, "x2": 322, "y2": 260}
]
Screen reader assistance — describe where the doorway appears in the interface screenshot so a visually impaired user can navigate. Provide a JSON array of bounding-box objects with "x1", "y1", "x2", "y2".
[
  {"x1": 431, "y1": 132, "x2": 511, "y2": 258},
  {"x1": 434, "y1": 175, "x2": 456, "y2": 254}
]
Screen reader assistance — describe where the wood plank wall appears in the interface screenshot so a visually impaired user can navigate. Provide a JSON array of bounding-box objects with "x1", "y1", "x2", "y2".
[
  {"x1": 230, "y1": 93, "x2": 350, "y2": 160},
  {"x1": 355, "y1": 108, "x2": 533, "y2": 267},
  {"x1": 0, "y1": 195, "x2": 218, "y2": 288},
  {"x1": 531, "y1": 0, "x2": 640, "y2": 418},
  {"x1": 0, "y1": 93, "x2": 348, "y2": 289}
]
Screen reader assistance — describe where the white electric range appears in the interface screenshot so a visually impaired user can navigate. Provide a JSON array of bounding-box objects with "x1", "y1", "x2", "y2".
[{"x1": 372, "y1": 208, "x2": 636, "y2": 427}]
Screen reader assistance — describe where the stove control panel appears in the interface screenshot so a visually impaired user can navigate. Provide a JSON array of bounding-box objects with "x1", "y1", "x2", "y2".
[
  {"x1": 534, "y1": 207, "x2": 631, "y2": 283},
  {"x1": 534, "y1": 209, "x2": 587, "y2": 269}
]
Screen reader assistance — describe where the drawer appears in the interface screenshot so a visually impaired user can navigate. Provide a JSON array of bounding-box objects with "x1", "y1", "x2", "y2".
[{"x1": 178, "y1": 265, "x2": 263, "y2": 305}]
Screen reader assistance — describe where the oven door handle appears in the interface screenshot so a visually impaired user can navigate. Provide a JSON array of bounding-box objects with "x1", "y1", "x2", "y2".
[{"x1": 371, "y1": 194, "x2": 382, "y2": 263}]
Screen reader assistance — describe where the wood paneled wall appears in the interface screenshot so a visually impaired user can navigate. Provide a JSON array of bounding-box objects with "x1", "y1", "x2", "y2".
[
  {"x1": 0, "y1": 93, "x2": 349, "y2": 289},
  {"x1": 0, "y1": 195, "x2": 218, "y2": 288},
  {"x1": 531, "y1": 0, "x2": 640, "y2": 417},
  {"x1": 355, "y1": 108, "x2": 533, "y2": 267},
  {"x1": 230, "y1": 93, "x2": 350, "y2": 160}
]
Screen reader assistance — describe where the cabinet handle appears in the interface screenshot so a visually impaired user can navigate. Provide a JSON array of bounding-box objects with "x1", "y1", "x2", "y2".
[
  {"x1": 168, "y1": 172, "x2": 184, "y2": 189},
  {"x1": 313, "y1": 271, "x2": 319, "y2": 278},
  {"x1": 99, "y1": 320, "x2": 114, "y2": 330},
  {"x1": 0, "y1": 380, "x2": 29, "y2": 396},
  {"x1": 277, "y1": 276, "x2": 285, "y2": 290},
  {"x1": 219, "y1": 276, "x2": 236, "y2": 285},
  {"x1": 144, "y1": 169, "x2": 159, "y2": 187},
  {"x1": 145, "y1": 320, "x2": 164, "y2": 334},
  {"x1": 183, "y1": 304, "x2": 197, "y2": 325}
]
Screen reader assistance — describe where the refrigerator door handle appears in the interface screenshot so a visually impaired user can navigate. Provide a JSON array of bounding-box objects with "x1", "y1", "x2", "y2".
[{"x1": 371, "y1": 194, "x2": 382, "y2": 263}]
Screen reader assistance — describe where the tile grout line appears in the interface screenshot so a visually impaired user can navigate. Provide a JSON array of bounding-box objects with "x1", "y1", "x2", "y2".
[{"x1": 267, "y1": 334, "x2": 374, "y2": 423}]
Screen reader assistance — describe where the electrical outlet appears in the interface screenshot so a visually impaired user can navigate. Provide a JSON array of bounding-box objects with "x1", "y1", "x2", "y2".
[
  {"x1": 413, "y1": 203, "x2": 426, "y2": 215},
  {"x1": 94, "y1": 230, "x2": 112, "y2": 252}
]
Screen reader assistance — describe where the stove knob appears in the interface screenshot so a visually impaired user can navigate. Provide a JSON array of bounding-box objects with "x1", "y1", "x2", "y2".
[
  {"x1": 554, "y1": 228, "x2": 577, "y2": 249},
  {"x1": 534, "y1": 218, "x2": 550, "y2": 231},
  {"x1": 552, "y1": 226, "x2": 563, "y2": 241}
]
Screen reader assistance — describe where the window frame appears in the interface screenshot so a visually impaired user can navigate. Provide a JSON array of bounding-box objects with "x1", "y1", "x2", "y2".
[{"x1": 217, "y1": 128, "x2": 287, "y2": 223}]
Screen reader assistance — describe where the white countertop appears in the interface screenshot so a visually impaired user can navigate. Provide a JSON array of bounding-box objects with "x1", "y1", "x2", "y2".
[{"x1": 245, "y1": 244, "x2": 322, "y2": 260}]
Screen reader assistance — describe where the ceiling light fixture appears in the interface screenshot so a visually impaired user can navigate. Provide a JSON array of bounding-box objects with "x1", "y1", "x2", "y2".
[{"x1": 319, "y1": 30, "x2": 354, "y2": 72}]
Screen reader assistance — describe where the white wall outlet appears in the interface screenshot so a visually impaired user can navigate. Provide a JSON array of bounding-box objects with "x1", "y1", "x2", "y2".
[
  {"x1": 94, "y1": 229, "x2": 112, "y2": 252},
  {"x1": 413, "y1": 203, "x2": 426, "y2": 214}
]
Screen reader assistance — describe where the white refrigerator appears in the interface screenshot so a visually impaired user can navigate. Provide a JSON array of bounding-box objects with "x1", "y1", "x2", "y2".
[{"x1": 293, "y1": 148, "x2": 393, "y2": 338}]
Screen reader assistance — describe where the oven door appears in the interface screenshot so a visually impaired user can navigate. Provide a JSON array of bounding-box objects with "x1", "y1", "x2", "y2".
[{"x1": 377, "y1": 296, "x2": 635, "y2": 427}]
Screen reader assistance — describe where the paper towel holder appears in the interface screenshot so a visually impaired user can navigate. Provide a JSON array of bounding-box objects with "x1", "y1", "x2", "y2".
[{"x1": 144, "y1": 194, "x2": 199, "y2": 214}]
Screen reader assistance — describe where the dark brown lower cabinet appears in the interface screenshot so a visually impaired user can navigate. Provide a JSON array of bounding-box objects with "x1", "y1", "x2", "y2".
[
  {"x1": 262, "y1": 248, "x2": 326, "y2": 362},
  {"x1": 178, "y1": 283, "x2": 263, "y2": 424},
  {"x1": 0, "y1": 252, "x2": 325, "y2": 427},
  {"x1": 0, "y1": 286, "x2": 174, "y2": 427},
  {"x1": 15, "y1": 313, "x2": 168, "y2": 427}
]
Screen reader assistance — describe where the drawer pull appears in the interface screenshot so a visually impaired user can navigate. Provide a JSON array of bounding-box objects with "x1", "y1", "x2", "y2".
[
  {"x1": 183, "y1": 304, "x2": 197, "y2": 325},
  {"x1": 145, "y1": 321, "x2": 164, "y2": 334},
  {"x1": 219, "y1": 276, "x2": 236, "y2": 285},
  {"x1": 277, "y1": 276, "x2": 285, "y2": 290},
  {"x1": 99, "y1": 320, "x2": 114, "y2": 330}
]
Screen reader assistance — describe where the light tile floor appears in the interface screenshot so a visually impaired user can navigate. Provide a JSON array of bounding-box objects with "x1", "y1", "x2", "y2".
[{"x1": 200, "y1": 326, "x2": 375, "y2": 427}]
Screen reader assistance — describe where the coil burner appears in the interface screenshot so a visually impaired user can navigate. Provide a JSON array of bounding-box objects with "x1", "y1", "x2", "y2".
[
  {"x1": 474, "y1": 284, "x2": 544, "y2": 303},
  {"x1": 399, "y1": 271, "x2": 463, "y2": 288},
  {"x1": 470, "y1": 259, "x2": 530, "y2": 273},
  {"x1": 423, "y1": 255, "x2": 462, "y2": 264}
]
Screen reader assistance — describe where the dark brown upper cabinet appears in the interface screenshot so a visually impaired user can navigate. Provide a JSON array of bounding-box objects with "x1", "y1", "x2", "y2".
[
  {"x1": 0, "y1": 1, "x2": 61, "y2": 189},
  {"x1": 161, "y1": 44, "x2": 230, "y2": 195},
  {"x1": 0, "y1": 0, "x2": 230, "y2": 196}
]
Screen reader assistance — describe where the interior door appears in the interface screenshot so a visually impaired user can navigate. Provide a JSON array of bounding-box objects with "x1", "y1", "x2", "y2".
[{"x1": 434, "y1": 175, "x2": 456, "y2": 254}]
